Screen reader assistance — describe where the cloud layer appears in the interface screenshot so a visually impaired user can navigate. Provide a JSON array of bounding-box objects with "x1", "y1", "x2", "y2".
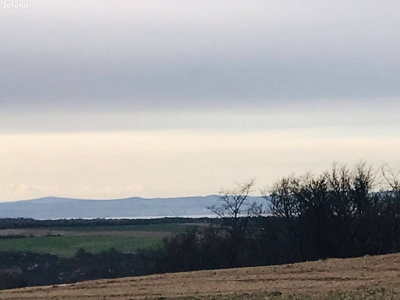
[
  {"x1": 2, "y1": 0, "x2": 400, "y2": 118},
  {"x1": 1, "y1": 1, "x2": 399, "y2": 201}
]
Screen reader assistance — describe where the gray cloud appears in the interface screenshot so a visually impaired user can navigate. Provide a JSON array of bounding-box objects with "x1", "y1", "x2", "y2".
[
  {"x1": 1, "y1": 1, "x2": 400, "y2": 118},
  {"x1": 2, "y1": 1, "x2": 400, "y2": 201}
]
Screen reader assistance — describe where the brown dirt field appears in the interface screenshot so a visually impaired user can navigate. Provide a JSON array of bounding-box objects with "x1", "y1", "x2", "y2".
[
  {"x1": 0, "y1": 228, "x2": 170, "y2": 238},
  {"x1": 1, "y1": 253, "x2": 400, "y2": 299}
]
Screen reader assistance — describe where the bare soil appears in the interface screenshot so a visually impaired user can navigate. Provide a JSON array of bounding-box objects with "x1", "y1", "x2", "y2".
[{"x1": 1, "y1": 253, "x2": 399, "y2": 299}]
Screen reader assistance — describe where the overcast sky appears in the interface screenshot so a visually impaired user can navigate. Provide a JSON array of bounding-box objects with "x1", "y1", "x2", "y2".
[{"x1": 1, "y1": 1, "x2": 400, "y2": 201}]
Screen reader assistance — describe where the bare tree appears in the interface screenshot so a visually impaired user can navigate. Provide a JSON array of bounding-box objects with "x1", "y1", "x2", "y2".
[
  {"x1": 265, "y1": 174, "x2": 299, "y2": 219},
  {"x1": 209, "y1": 179, "x2": 261, "y2": 233},
  {"x1": 381, "y1": 164, "x2": 400, "y2": 197},
  {"x1": 263, "y1": 174, "x2": 306, "y2": 260},
  {"x1": 208, "y1": 179, "x2": 262, "y2": 266},
  {"x1": 351, "y1": 161, "x2": 378, "y2": 216}
]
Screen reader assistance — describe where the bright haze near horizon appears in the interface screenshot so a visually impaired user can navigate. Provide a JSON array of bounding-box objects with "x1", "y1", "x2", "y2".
[{"x1": 1, "y1": 1, "x2": 399, "y2": 202}]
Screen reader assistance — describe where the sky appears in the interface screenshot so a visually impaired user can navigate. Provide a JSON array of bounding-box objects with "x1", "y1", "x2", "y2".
[{"x1": 1, "y1": 1, "x2": 400, "y2": 201}]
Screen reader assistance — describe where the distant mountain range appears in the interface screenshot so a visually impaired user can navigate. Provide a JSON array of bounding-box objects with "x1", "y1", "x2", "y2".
[{"x1": 0, "y1": 196, "x2": 266, "y2": 220}]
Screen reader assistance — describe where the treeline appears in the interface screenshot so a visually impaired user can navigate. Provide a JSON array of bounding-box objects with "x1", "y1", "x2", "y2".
[
  {"x1": 1, "y1": 162, "x2": 399, "y2": 290},
  {"x1": 265, "y1": 162, "x2": 400, "y2": 261},
  {"x1": 157, "y1": 163, "x2": 400, "y2": 269},
  {"x1": 0, "y1": 217, "x2": 210, "y2": 230}
]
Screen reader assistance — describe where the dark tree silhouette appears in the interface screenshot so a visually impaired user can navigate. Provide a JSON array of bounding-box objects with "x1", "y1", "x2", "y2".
[{"x1": 208, "y1": 179, "x2": 262, "y2": 266}]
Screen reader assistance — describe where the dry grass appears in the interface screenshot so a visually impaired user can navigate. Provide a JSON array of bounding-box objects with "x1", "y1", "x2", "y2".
[{"x1": 0, "y1": 253, "x2": 399, "y2": 299}]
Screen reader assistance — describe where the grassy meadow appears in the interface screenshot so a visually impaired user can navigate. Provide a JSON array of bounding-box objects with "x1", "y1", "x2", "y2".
[
  {"x1": 49, "y1": 222, "x2": 191, "y2": 233},
  {"x1": 0, "y1": 219, "x2": 200, "y2": 257},
  {"x1": 0, "y1": 235, "x2": 161, "y2": 257}
]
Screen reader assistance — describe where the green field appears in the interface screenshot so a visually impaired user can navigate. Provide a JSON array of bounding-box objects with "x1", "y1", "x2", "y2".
[
  {"x1": 0, "y1": 235, "x2": 161, "y2": 257},
  {"x1": 0, "y1": 219, "x2": 208, "y2": 257},
  {"x1": 50, "y1": 223, "x2": 192, "y2": 233}
]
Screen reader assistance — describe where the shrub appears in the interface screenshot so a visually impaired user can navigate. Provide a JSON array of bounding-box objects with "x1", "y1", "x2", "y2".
[{"x1": 0, "y1": 268, "x2": 26, "y2": 290}]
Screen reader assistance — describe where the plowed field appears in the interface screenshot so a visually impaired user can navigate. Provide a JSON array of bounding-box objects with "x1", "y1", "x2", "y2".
[{"x1": 1, "y1": 253, "x2": 399, "y2": 299}]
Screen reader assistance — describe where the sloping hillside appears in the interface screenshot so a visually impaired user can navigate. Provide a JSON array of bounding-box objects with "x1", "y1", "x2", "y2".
[
  {"x1": 0, "y1": 196, "x2": 220, "y2": 219},
  {"x1": 1, "y1": 253, "x2": 399, "y2": 299},
  {"x1": 0, "y1": 196, "x2": 265, "y2": 219}
]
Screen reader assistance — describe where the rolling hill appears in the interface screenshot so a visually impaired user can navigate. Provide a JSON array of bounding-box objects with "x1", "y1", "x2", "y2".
[
  {"x1": 0, "y1": 253, "x2": 399, "y2": 299},
  {"x1": 0, "y1": 196, "x2": 265, "y2": 219}
]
